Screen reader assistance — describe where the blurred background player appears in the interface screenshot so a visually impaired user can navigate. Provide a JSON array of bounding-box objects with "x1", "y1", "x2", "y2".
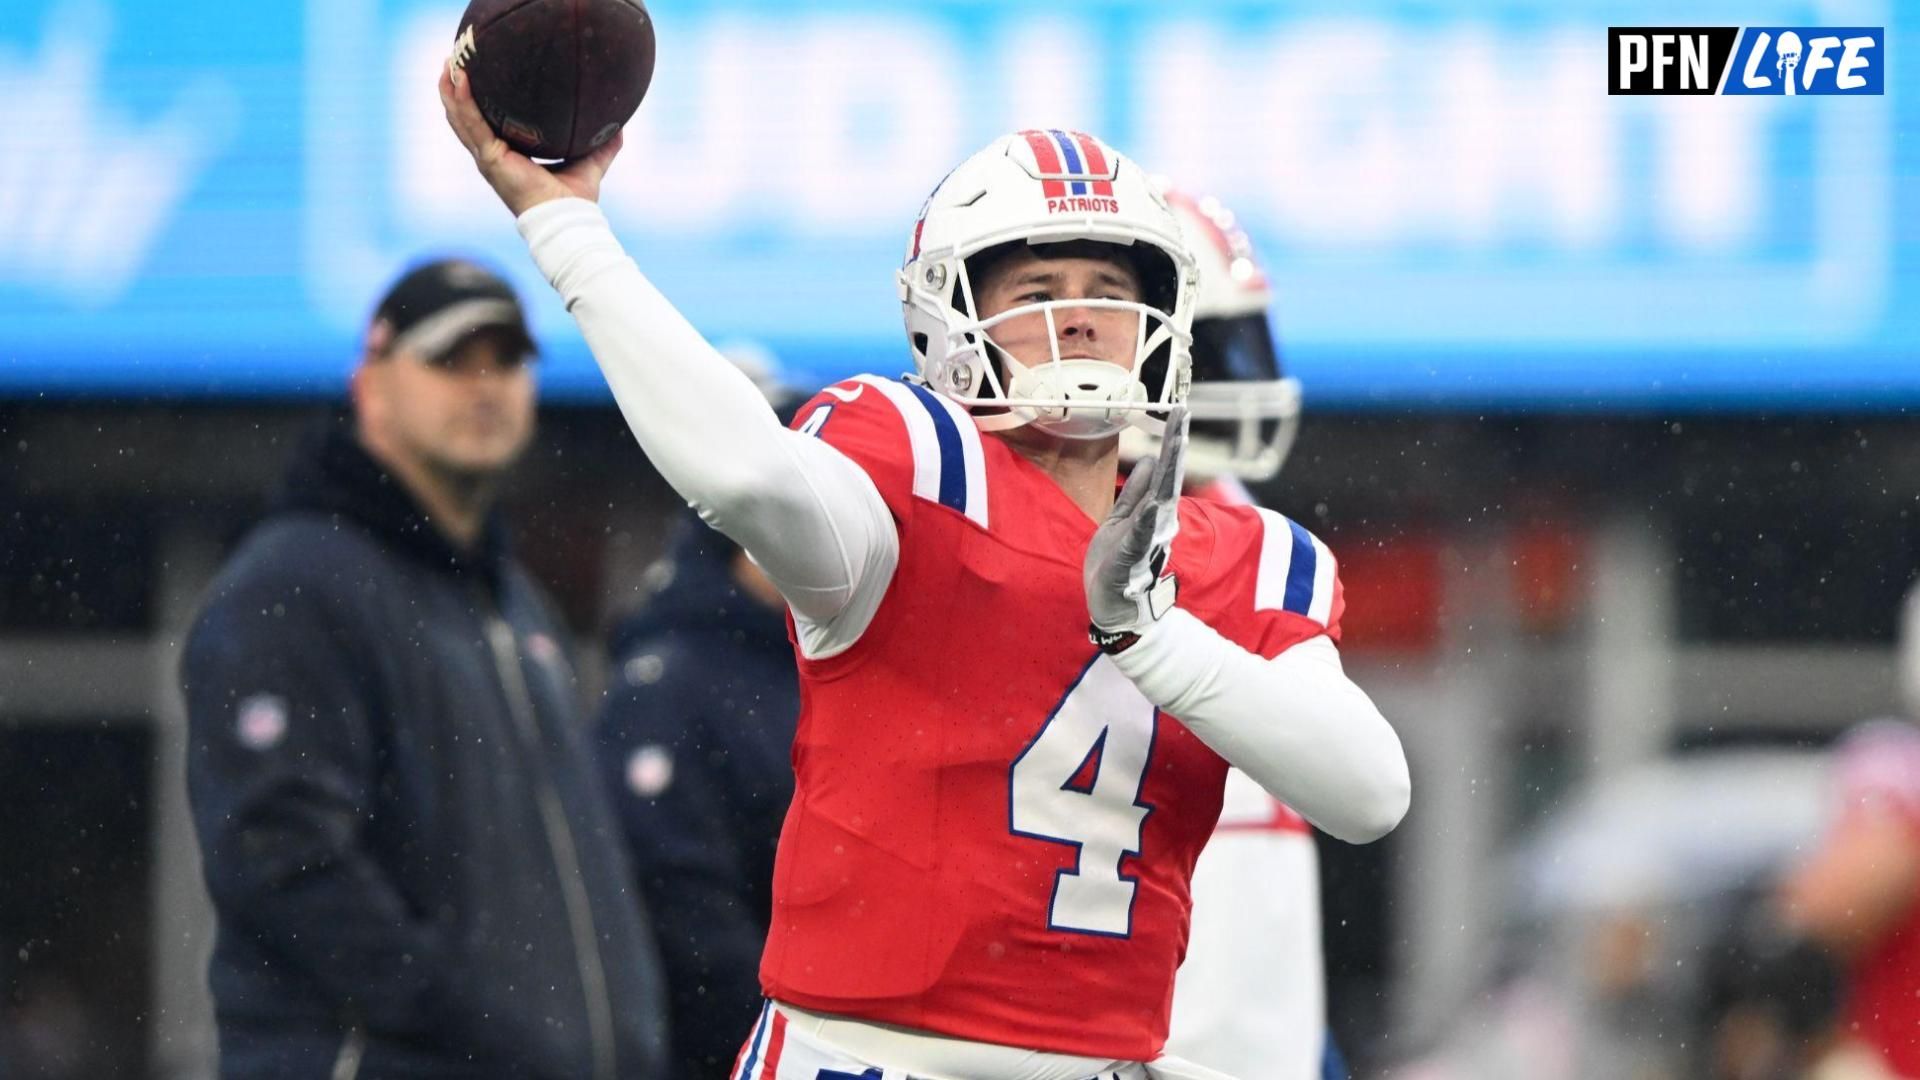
[
  {"x1": 595, "y1": 353, "x2": 805, "y2": 1080},
  {"x1": 1777, "y1": 579, "x2": 1920, "y2": 1079},
  {"x1": 1131, "y1": 186, "x2": 1342, "y2": 1080},
  {"x1": 445, "y1": 62, "x2": 1408, "y2": 1079},
  {"x1": 179, "y1": 259, "x2": 667, "y2": 1079}
]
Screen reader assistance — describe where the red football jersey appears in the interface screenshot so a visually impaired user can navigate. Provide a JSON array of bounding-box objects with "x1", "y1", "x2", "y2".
[
  {"x1": 1832, "y1": 720, "x2": 1920, "y2": 1076},
  {"x1": 760, "y1": 376, "x2": 1345, "y2": 1060}
]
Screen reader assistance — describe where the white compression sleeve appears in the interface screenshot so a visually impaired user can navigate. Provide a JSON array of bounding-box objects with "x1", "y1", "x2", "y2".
[
  {"x1": 1112, "y1": 609, "x2": 1410, "y2": 843},
  {"x1": 516, "y1": 198, "x2": 897, "y2": 632}
]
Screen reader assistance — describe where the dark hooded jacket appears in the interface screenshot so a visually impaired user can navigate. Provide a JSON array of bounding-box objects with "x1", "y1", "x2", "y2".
[
  {"x1": 181, "y1": 421, "x2": 667, "y2": 1079},
  {"x1": 594, "y1": 521, "x2": 799, "y2": 1080}
]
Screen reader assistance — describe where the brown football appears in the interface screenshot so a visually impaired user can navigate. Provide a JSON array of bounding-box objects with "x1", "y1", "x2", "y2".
[{"x1": 452, "y1": 0, "x2": 656, "y2": 162}]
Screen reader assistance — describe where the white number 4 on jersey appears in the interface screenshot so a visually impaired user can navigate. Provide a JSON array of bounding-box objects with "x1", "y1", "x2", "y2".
[{"x1": 1009, "y1": 656, "x2": 1157, "y2": 936}]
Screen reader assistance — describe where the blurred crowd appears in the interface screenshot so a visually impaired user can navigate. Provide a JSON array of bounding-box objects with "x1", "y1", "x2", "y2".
[{"x1": 1397, "y1": 587, "x2": 1920, "y2": 1080}]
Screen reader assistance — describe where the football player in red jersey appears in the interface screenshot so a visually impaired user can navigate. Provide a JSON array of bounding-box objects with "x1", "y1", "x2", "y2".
[
  {"x1": 1135, "y1": 187, "x2": 1344, "y2": 1080},
  {"x1": 1779, "y1": 582, "x2": 1920, "y2": 1079},
  {"x1": 442, "y1": 63, "x2": 1408, "y2": 1080}
]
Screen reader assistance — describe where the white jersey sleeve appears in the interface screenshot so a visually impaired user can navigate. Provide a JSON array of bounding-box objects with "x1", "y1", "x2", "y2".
[
  {"x1": 516, "y1": 198, "x2": 896, "y2": 650},
  {"x1": 1111, "y1": 609, "x2": 1409, "y2": 844}
]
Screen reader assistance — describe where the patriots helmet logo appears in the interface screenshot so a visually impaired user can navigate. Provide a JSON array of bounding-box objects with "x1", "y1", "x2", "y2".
[{"x1": 1011, "y1": 129, "x2": 1122, "y2": 214}]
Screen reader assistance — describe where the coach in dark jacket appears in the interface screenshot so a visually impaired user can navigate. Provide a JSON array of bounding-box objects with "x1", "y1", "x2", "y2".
[
  {"x1": 595, "y1": 517, "x2": 799, "y2": 1080},
  {"x1": 181, "y1": 259, "x2": 666, "y2": 1080}
]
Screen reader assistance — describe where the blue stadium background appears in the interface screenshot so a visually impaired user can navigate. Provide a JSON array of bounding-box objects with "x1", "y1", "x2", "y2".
[{"x1": 1, "y1": 0, "x2": 1913, "y2": 407}]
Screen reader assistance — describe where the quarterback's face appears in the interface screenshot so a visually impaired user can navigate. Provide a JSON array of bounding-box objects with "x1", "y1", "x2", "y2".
[{"x1": 974, "y1": 249, "x2": 1145, "y2": 371}]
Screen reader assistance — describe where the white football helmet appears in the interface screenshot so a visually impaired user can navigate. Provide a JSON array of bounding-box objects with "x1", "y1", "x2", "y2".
[
  {"x1": 1120, "y1": 185, "x2": 1302, "y2": 481},
  {"x1": 899, "y1": 131, "x2": 1197, "y2": 440}
]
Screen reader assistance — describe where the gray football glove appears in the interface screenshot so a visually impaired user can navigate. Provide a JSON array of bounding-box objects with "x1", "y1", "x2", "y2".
[{"x1": 1085, "y1": 406, "x2": 1189, "y2": 651}]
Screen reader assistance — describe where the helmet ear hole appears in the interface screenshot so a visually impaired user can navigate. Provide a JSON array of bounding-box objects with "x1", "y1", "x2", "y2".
[{"x1": 913, "y1": 332, "x2": 930, "y2": 357}]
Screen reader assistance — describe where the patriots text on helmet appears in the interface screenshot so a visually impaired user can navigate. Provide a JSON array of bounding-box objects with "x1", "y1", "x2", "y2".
[{"x1": 1046, "y1": 196, "x2": 1122, "y2": 215}]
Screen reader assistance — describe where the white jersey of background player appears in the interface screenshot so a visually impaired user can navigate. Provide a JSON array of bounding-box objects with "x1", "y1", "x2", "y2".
[{"x1": 1124, "y1": 188, "x2": 1337, "y2": 1080}]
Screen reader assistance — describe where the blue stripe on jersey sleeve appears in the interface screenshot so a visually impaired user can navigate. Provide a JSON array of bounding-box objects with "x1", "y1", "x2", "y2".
[
  {"x1": 1283, "y1": 517, "x2": 1318, "y2": 616},
  {"x1": 905, "y1": 382, "x2": 968, "y2": 514}
]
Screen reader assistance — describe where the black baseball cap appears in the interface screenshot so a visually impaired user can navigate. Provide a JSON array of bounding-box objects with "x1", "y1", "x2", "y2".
[{"x1": 371, "y1": 258, "x2": 537, "y2": 364}]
